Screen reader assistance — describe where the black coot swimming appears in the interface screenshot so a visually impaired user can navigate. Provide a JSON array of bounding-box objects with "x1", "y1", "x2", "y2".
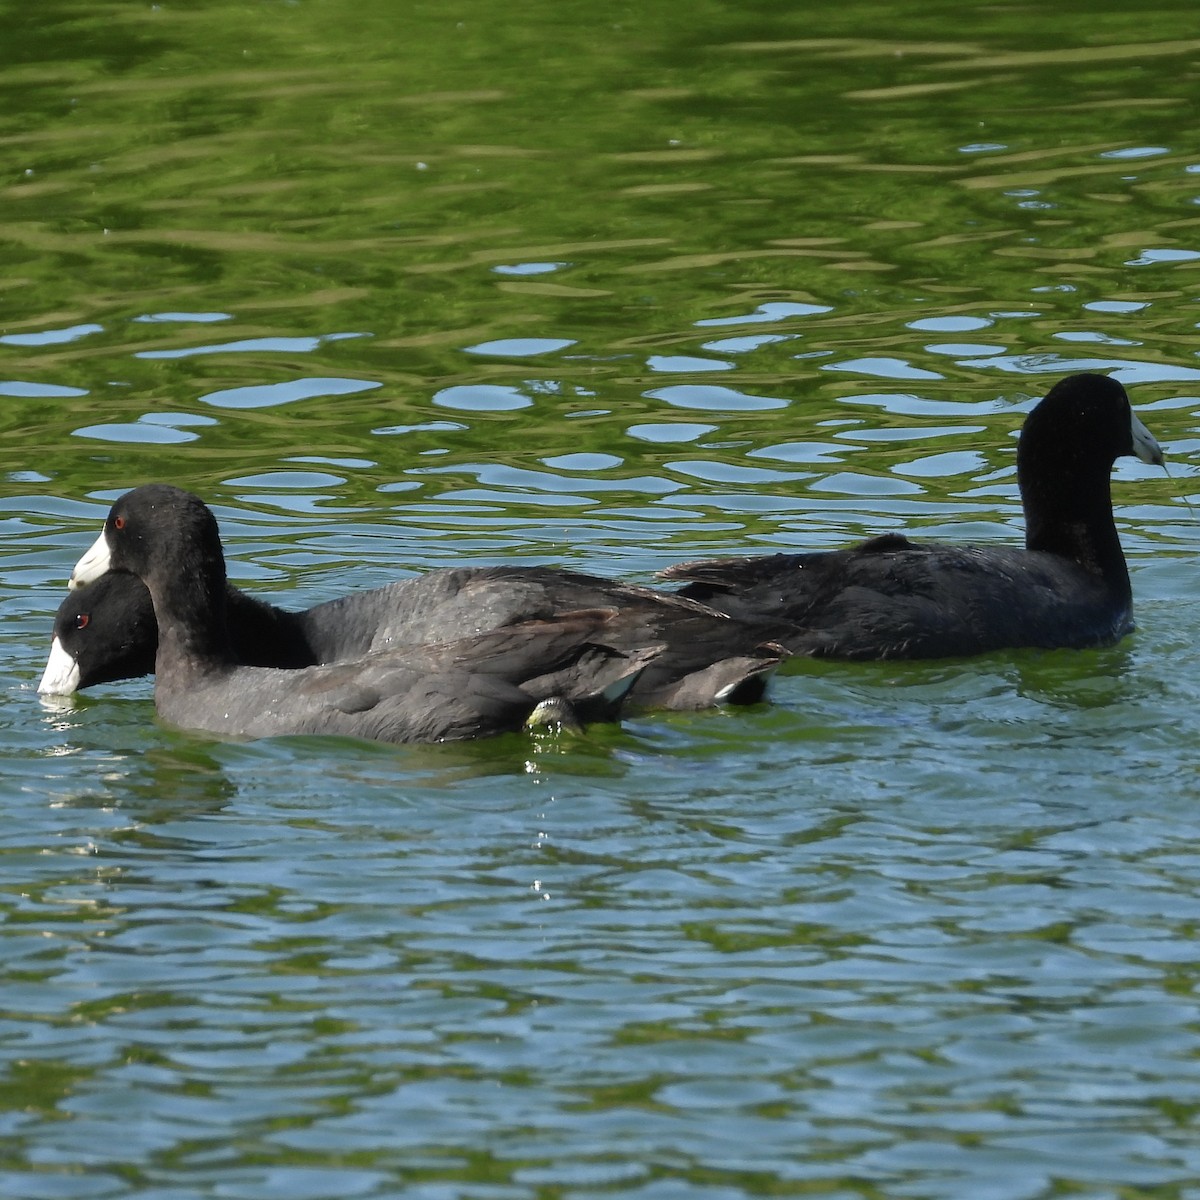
[
  {"x1": 42, "y1": 560, "x2": 788, "y2": 710},
  {"x1": 660, "y1": 373, "x2": 1165, "y2": 658},
  {"x1": 63, "y1": 485, "x2": 668, "y2": 744}
]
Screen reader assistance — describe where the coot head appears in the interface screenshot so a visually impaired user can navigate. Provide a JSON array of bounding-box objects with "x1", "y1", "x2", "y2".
[
  {"x1": 1018, "y1": 373, "x2": 1162, "y2": 563},
  {"x1": 1019, "y1": 372, "x2": 1162, "y2": 475},
  {"x1": 71, "y1": 483, "x2": 226, "y2": 593},
  {"x1": 38, "y1": 573, "x2": 158, "y2": 695},
  {"x1": 70, "y1": 484, "x2": 233, "y2": 667}
]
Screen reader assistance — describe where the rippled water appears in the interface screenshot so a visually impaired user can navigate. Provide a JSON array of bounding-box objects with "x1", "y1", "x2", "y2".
[{"x1": 4, "y1": 2, "x2": 1200, "y2": 1197}]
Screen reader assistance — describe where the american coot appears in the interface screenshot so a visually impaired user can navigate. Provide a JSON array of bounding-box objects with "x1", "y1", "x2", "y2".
[
  {"x1": 63, "y1": 485, "x2": 669, "y2": 744},
  {"x1": 661, "y1": 373, "x2": 1165, "y2": 658},
  {"x1": 41, "y1": 563, "x2": 787, "y2": 709}
]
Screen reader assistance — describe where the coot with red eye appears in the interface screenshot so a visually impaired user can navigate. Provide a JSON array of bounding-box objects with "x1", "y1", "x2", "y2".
[
  {"x1": 62, "y1": 485, "x2": 745, "y2": 743},
  {"x1": 40, "y1": 533, "x2": 789, "y2": 709},
  {"x1": 60, "y1": 485, "x2": 670, "y2": 743},
  {"x1": 659, "y1": 373, "x2": 1165, "y2": 658},
  {"x1": 38, "y1": 574, "x2": 160, "y2": 694}
]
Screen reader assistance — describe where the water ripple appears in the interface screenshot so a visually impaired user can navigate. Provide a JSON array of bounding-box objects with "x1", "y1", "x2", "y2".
[
  {"x1": 201, "y1": 377, "x2": 382, "y2": 410},
  {"x1": 4, "y1": 9, "x2": 1200, "y2": 1199}
]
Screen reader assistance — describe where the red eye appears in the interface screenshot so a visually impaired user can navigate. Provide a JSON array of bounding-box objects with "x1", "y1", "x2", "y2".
[
  {"x1": 75, "y1": 614, "x2": 91, "y2": 630},
  {"x1": 114, "y1": 515, "x2": 126, "y2": 531}
]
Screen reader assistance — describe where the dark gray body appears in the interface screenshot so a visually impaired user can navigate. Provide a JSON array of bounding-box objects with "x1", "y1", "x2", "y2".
[
  {"x1": 662, "y1": 373, "x2": 1159, "y2": 660},
  {"x1": 51, "y1": 565, "x2": 785, "y2": 710},
  {"x1": 665, "y1": 533, "x2": 1133, "y2": 659},
  {"x1": 151, "y1": 615, "x2": 656, "y2": 744}
]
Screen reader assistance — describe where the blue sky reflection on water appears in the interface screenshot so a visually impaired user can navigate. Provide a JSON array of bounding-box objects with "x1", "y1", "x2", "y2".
[{"x1": 2, "y1": 2, "x2": 1200, "y2": 1198}]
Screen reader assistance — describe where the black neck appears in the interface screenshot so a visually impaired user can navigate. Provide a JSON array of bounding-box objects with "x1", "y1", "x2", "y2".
[
  {"x1": 1020, "y1": 439, "x2": 1129, "y2": 596},
  {"x1": 225, "y1": 587, "x2": 317, "y2": 668},
  {"x1": 149, "y1": 551, "x2": 237, "y2": 676}
]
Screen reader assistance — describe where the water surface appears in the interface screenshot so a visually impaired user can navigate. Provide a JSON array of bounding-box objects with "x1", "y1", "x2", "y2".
[{"x1": 4, "y1": 2, "x2": 1200, "y2": 1197}]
